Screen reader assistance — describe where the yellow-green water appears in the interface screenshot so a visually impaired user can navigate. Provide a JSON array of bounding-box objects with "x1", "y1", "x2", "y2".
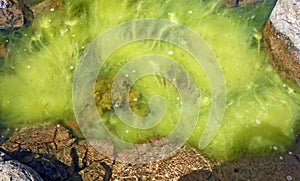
[{"x1": 0, "y1": 0, "x2": 299, "y2": 159}]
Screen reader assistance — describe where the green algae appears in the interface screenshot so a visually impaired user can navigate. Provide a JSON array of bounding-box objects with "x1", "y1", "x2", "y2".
[{"x1": 0, "y1": 0, "x2": 299, "y2": 160}]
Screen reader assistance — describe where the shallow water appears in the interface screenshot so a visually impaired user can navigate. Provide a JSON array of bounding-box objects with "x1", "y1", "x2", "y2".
[{"x1": 1, "y1": 0, "x2": 299, "y2": 159}]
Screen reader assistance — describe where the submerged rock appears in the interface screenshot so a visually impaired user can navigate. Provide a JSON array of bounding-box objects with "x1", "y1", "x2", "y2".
[
  {"x1": 0, "y1": 0, "x2": 33, "y2": 30},
  {"x1": 0, "y1": 124, "x2": 214, "y2": 180},
  {"x1": 263, "y1": 0, "x2": 300, "y2": 84},
  {"x1": 0, "y1": 149, "x2": 44, "y2": 181}
]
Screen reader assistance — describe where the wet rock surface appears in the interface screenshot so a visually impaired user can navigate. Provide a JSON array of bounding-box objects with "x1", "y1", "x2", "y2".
[
  {"x1": 0, "y1": 149, "x2": 44, "y2": 181},
  {"x1": 180, "y1": 135, "x2": 300, "y2": 181},
  {"x1": 1, "y1": 124, "x2": 299, "y2": 180},
  {"x1": 0, "y1": 124, "x2": 214, "y2": 180},
  {"x1": 263, "y1": 0, "x2": 300, "y2": 84},
  {"x1": 0, "y1": 0, "x2": 33, "y2": 29}
]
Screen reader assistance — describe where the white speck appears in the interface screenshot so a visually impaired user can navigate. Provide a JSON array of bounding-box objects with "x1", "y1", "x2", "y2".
[
  {"x1": 57, "y1": 124, "x2": 60, "y2": 128},
  {"x1": 287, "y1": 175, "x2": 293, "y2": 180},
  {"x1": 114, "y1": 104, "x2": 119, "y2": 108},
  {"x1": 23, "y1": 49, "x2": 27, "y2": 51},
  {"x1": 283, "y1": 84, "x2": 287, "y2": 87},
  {"x1": 133, "y1": 98, "x2": 138, "y2": 102},
  {"x1": 72, "y1": 34, "x2": 76, "y2": 38},
  {"x1": 188, "y1": 10, "x2": 193, "y2": 14},
  {"x1": 48, "y1": 19, "x2": 52, "y2": 22},
  {"x1": 125, "y1": 130, "x2": 129, "y2": 134},
  {"x1": 288, "y1": 151, "x2": 292, "y2": 155},
  {"x1": 26, "y1": 65, "x2": 31, "y2": 69},
  {"x1": 5, "y1": 39, "x2": 8, "y2": 43},
  {"x1": 132, "y1": 69, "x2": 136, "y2": 73},
  {"x1": 81, "y1": 46, "x2": 85, "y2": 49},
  {"x1": 176, "y1": 97, "x2": 180, "y2": 100},
  {"x1": 255, "y1": 119, "x2": 261, "y2": 124},
  {"x1": 65, "y1": 28, "x2": 69, "y2": 32},
  {"x1": 24, "y1": 34, "x2": 27, "y2": 36},
  {"x1": 69, "y1": 65, "x2": 74, "y2": 70},
  {"x1": 125, "y1": 74, "x2": 129, "y2": 77},
  {"x1": 50, "y1": 8, "x2": 55, "y2": 12},
  {"x1": 273, "y1": 146, "x2": 278, "y2": 151},
  {"x1": 279, "y1": 156, "x2": 283, "y2": 160},
  {"x1": 168, "y1": 50, "x2": 174, "y2": 55},
  {"x1": 172, "y1": 78, "x2": 176, "y2": 82},
  {"x1": 6, "y1": 101, "x2": 10, "y2": 104}
]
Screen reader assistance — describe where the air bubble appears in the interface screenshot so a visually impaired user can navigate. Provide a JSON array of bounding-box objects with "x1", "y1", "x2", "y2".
[
  {"x1": 279, "y1": 156, "x2": 283, "y2": 160},
  {"x1": 72, "y1": 34, "x2": 76, "y2": 38},
  {"x1": 255, "y1": 119, "x2": 261, "y2": 124},
  {"x1": 272, "y1": 146, "x2": 278, "y2": 151},
  {"x1": 6, "y1": 101, "x2": 10, "y2": 104},
  {"x1": 188, "y1": 10, "x2": 193, "y2": 14},
  {"x1": 125, "y1": 74, "x2": 129, "y2": 77},
  {"x1": 168, "y1": 50, "x2": 174, "y2": 55},
  {"x1": 288, "y1": 151, "x2": 292, "y2": 155},
  {"x1": 26, "y1": 65, "x2": 31, "y2": 69},
  {"x1": 70, "y1": 65, "x2": 74, "y2": 70},
  {"x1": 48, "y1": 19, "x2": 52, "y2": 22},
  {"x1": 125, "y1": 130, "x2": 129, "y2": 134},
  {"x1": 133, "y1": 98, "x2": 138, "y2": 102},
  {"x1": 132, "y1": 69, "x2": 136, "y2": 73},
  {"x1": 287, "y1": 175, "x2": 293, "y2": 180},
  {"x1": 50, "y1": 8, "x2": 55, "y2": 12},
  {"x1": 57, "y1": 124, "x2": 60, "y2": 128}
]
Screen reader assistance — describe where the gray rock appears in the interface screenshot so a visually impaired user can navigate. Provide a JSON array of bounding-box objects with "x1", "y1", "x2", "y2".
[
  {"x1": 0, "y1": 150, "x2": 44, "y2": 181},
  {"x1": 270, "y1": 0, "x2": 300, "y2": 50},
  {"x1": 263, "y1": 0, "x2": 300, "y2": 83}
]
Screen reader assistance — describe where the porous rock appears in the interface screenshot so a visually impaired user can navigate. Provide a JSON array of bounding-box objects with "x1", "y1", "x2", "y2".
[{"x1": 263, "y1": 0, "x2": 300, "y2": 84}]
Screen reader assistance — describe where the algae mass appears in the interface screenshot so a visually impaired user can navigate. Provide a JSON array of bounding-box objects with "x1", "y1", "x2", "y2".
[{"x1": 0, "y1": 0, "x2": 299, "y2": 159}]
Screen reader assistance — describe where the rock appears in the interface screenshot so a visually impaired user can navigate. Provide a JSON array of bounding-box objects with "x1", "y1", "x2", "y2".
[
  {"x1": 263, "y1": 0, "x2": 300, "y2": 84},
  {"x1": 0, "y1": 0, "x2": 33, "y2": 30},
  {"x1": 0, "y1": 124, "x2": 114, "y2": 181},
  {"x1": 0, "y1": 123, "x2": 215, "y2": 180},
  {"x1": 0, "y1": 123, "x2": 76, "y2": 154},
  {"x1": 0, "y1": 149, "x2": 44, "y2": 181}
]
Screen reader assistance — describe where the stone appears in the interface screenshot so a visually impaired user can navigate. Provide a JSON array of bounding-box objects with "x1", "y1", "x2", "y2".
[
  {"x1": 263, "y1": 0, "x2": 300, "y2": 84},
  {"x1": 0, "y1": 149, "x2": 44, "y2": 181},
  {"x1": 0, "y1": 124, "x2": 114, "y2": 181},
  {"x1": 0, "y1": 0, "x2": 33, "y2": 30}
]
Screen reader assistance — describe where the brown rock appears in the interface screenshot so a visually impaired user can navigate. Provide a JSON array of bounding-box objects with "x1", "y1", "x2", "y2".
[
  {"x1": 0, "y1": 123, "x2": 76, "y2": 154},
  {"x1": 0, "y1": 0, "x2": 33, "y2": 29},
  {"x1": 0, "y1": 124, "x2": 114, "y2": 181},
  {"x1": 263, "y1": 0, "x2": 300, "y2": 84}
]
